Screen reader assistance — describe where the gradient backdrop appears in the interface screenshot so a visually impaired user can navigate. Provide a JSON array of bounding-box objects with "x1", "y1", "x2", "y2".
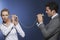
[{"x1": 0, "y1": 0, "x2": 60, "y2": 40}]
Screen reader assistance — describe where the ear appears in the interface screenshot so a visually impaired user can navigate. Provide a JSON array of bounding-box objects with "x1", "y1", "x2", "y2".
[{"x1": 52, "y1": 10, "x2": 56, "y2": 13}]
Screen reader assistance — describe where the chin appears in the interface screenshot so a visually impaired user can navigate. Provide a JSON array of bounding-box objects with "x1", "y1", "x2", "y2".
[
  {"x1": 3, "y1": 21, "x2": 6, "y2": 23},
  {"x1": 48, "y1": 15, "x2": 51, "y2": 17},
  {"x1": 3, "y1": 20, "x2": 7, "y2": 23},
  {"x1": 47, "y1": 14, "x2": 51, "y2": 17}
]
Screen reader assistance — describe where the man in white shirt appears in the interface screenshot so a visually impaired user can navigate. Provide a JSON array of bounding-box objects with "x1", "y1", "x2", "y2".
[{"x1": 0, "y1": 8, "x2": 25, "y2": 40}]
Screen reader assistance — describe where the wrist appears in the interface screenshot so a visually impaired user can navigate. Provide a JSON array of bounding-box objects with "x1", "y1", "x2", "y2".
[
  {"x1": 14, "y1": 22, "x2": 18, "y2": 26},
  {"x1": 36, "y1": 22, "x2": 43, "y2": 26}
]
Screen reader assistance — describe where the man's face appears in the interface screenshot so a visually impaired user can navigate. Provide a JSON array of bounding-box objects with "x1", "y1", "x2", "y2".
[
  {"x1": 1, "y1": 11, "x2": 9, "y2": 22},
  {"x1": 46, "y1": 7, "x2": 53, "y2": 17}
]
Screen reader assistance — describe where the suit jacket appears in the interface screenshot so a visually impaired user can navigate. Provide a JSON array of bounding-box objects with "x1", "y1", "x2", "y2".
[{"x1": 38, "y1": 14, "x2": 60, "y2": 40}]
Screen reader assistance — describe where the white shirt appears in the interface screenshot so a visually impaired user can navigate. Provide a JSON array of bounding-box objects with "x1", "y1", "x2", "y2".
[{"x1": 0, "y1": 23, "x2": 25, "y2": 40}]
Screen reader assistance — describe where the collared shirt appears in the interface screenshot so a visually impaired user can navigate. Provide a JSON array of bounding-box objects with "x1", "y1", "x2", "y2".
[{"x1": 51, "y1": 13, "x2": 58, "y2": 19}]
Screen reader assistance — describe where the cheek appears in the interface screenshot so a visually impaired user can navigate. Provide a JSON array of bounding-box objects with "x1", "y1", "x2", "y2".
[
  {"x1": 2, "y1": 16, "x2": 8, "y2": 19},
  {"x1": 2, "y1": 16, "x2": 4, "y2": 19},
  {"x1": 5, "y1": 16, "x2": 9, "y2": 19}
]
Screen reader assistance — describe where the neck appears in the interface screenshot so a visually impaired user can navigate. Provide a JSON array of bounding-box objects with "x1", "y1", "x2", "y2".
[
  {"x1": 6, "y1": 19, "x2": 11, "y2": 25},
  {"x1": 52, "y1": 12, "x2": 56, "y2": 16},
  {"x1": 3, "y1": 19, "x2": 11, "y2": 27}
]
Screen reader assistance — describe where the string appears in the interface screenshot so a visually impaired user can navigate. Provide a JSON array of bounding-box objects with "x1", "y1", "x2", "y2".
[{"x1": 20, "y1": 19, "x2": 37, "y2": 29}]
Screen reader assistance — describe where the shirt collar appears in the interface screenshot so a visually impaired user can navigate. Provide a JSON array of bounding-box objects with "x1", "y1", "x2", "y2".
[{"x1": 51, "y1": 13, "x2": 58, "y2": 19}]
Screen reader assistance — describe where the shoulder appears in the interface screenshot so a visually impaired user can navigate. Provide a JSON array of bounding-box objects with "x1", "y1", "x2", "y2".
[{"x1": 0, "y1": 24, "x2": 4, "y2": 29}]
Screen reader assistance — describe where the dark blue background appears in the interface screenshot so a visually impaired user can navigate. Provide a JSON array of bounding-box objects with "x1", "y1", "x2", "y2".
[{"x1": 0, "y1": 0, "x2": 60, "y2": 40}]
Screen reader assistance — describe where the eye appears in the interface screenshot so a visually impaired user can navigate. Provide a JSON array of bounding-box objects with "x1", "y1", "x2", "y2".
[{"x1": 2, "y1": 15, "x2": 5, "y2": 16}]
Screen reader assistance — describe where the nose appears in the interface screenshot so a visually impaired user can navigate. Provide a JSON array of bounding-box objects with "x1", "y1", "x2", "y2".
[{"x1": 46, "y1": 11, "x2": 47, "y2": 13}]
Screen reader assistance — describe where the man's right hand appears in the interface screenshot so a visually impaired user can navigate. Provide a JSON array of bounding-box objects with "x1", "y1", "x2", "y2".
[{"x1": 37, "y1": 14, "x2": 43, "y2": 23}]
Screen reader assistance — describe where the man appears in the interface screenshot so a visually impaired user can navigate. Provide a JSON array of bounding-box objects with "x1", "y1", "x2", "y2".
[
  {"x1": 0, "y1": 8, "x2": 25, "y2": 40},
  {"x1": 37, "y1": 2, "x2": 60, "y2": 40}
]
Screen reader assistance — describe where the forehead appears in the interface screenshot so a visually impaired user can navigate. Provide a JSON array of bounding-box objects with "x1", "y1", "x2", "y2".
[
  {"x1": 46, "y1": 7, "x2": 51, "y2": 10},
  {"x1": 2, "y1": 11, "x2": 9, "y2": 14},
  {"x1": 46, "y1": 7, "x2": 50, "y2": 9}
]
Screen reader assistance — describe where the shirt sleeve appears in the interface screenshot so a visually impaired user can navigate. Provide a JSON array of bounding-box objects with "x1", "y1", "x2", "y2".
[
  {"x1": 36, "y1": 22, "x2": 43, "y2": 27},
  {"x1": 37, "y1": 19, "x2": 60, "y2": 38},
  {"x1": 15, "y1": 23, "x2": 25, "y2": 37}
]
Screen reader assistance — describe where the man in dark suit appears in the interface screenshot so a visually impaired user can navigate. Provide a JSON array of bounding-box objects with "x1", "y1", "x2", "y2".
[{"x1": 37, "y1": 2, "x2": 60, "y2": 40}]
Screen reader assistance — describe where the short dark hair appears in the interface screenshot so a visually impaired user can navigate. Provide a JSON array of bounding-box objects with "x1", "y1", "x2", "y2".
[
  {"x1": 46, "y1": 2, "x2": 59, "y2": 12},
  {"x1": 1, "y1": 8, "x2": 9, "y2": 16}
]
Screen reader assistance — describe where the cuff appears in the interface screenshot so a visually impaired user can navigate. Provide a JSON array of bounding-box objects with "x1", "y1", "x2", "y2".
[{"x1": 36, "y1": 22, "x2": 43, "y2": 26}]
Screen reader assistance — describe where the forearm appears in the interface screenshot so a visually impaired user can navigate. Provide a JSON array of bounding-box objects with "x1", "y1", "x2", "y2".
[
  {"x1": 38, "y1": 23, "x2": 59, "y2": 38},
  {"x1": 15, "y1": 23, "x2": 25, "y2": 37},
  {"x1": 38, "y1": 24, "x2": 49, "y2": 38}
]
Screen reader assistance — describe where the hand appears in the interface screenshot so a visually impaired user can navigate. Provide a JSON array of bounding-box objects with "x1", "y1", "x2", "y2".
[
  {"x1": 11, "y1": 15, "x2": 18, "y2": 26},
  {"x1": 37, "y1": 14, "x2": 43, "y2": 23}
]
